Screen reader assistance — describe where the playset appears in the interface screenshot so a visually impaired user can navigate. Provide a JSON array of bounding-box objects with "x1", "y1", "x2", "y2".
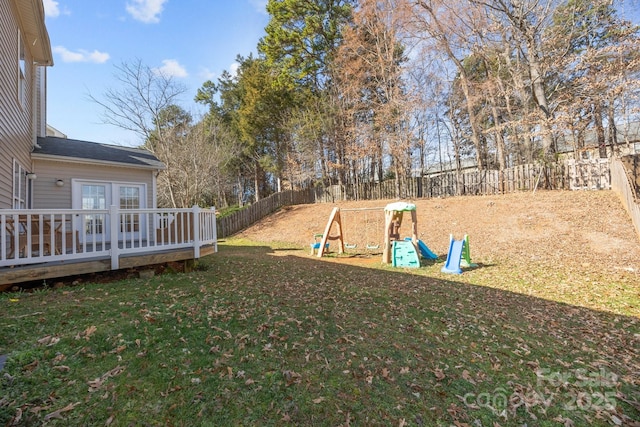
[{"x1": 313, "y1": 202, "x2": 472, "y2": 271}]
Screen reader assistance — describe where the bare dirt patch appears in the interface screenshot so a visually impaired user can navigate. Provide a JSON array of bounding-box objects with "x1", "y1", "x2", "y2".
[{"x1": 237, "y1": 190, "x2": 640, "y2": 276}]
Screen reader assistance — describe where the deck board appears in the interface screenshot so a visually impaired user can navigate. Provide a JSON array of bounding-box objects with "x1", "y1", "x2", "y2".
[{"x1": 0, "y1": 245, "x2": 216, "y2": 290}]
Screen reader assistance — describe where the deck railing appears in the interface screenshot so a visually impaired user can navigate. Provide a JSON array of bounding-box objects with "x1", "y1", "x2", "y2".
[{"x1": 0, "y1": 206, "x2": 217, "y2": 269}]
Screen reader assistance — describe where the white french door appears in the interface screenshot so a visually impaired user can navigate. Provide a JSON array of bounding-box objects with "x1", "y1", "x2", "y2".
[{"x1": 73, "y1": 181, "x2": 146, "y2": 244}]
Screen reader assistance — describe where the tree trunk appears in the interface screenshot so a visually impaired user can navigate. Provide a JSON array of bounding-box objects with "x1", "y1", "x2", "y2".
[
  {"x1": 593, "y1": 102, "x2": 607, "y2": 158},
  {"x1": 607, "y1": 98, "x2": 618, "y2": 156},
  {"x1": 254, "y1": 161, "x2": 261, "y2": 202},
  {"x1": 527, "y1": 52, "x2": 555, "y2": 160}
]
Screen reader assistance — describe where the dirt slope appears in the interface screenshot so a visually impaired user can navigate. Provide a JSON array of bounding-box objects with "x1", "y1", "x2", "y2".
[{"x1": 236, "y1": 190, "x2": 640, "y2": 276}]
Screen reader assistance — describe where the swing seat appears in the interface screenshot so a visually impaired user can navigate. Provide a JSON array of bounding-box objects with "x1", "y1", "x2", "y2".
[
  {"x1": 310, "y1": 233, "x2": 329, "y2": 255},
  {"x1": 366, "y1": 243, "x2": 380, "y2": 250},
  {"x1": 310, "y1": 241, "x2": 329, "y2": 254},
  {"x1": 345, "y1": 243, "x2": 357, "y2": 249}
]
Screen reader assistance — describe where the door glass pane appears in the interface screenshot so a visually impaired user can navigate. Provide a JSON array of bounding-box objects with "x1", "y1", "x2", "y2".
[
  {"x1": 120, "y1": 186, "x2": 140, "y2": 232},
  {"x1": 82, "y1": 185, "x2": 106, "y2": 234}
]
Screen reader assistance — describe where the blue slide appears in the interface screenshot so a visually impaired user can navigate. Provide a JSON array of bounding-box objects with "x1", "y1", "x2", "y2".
[
  {"x1": 441, "y1": 239, "x2": 465, "y2": 274},
  {"x1": 404, "y1": 238, "x2": 438, "y2": 260},
  {"x1": 417, "y1": 239, "x2": 438, "y2": 260}
]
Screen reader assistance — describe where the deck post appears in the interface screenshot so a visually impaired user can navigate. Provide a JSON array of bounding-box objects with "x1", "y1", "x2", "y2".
[
  {"x1": 110, "y1": 205, "x2": 119, "y2": 270},
  {"x1": 192, "y1": 205, "x2": 201, "y2": 259},
  {"x1": 211, "y1": 206, "x2": 218, "y2": 252}
]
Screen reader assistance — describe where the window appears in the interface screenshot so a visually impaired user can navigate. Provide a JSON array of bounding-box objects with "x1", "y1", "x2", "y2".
[
  {"x1": 12, "y1": 160, "x2": 27, "y2": 209},
  {"x1": 17, "y1": 30, "x2": 27, "y2": 107}
]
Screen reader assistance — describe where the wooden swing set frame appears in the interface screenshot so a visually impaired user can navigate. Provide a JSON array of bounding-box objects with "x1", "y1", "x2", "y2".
[{"x1": 316, "y1": 205, "x2": 418, "y2": 264}]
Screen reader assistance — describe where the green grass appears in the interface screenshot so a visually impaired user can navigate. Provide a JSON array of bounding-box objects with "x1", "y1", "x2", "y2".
[{"x1": 0, "y1": 241, "x2": 638, "y2": 426}]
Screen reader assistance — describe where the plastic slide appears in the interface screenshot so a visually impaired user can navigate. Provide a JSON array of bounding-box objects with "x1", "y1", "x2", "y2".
[
  {"x1": 403, "y1": 238, "x2": 438, "y2": 259},
  {"x1": 441, "y1": 238, "x2": 465, "y2": 274},
  {"x1": 416, "y1": 239, "x2": 438, "y2": 260}
]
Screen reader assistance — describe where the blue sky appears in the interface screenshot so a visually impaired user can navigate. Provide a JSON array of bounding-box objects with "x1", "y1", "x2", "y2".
[
  {"x1": 43, "y1": 0, "x2": 269, "y2": 146},
  {"x1": 43, "y1": 0, "x2": 639, "y2": 148}
]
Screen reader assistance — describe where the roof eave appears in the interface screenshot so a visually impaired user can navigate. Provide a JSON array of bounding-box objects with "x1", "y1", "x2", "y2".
[
  {"x1": 31, "y1": 152, "x2": 166, "y2": 170},
  {"x1": 11, "y1": 0, "x2": 54, "y2": 66}
]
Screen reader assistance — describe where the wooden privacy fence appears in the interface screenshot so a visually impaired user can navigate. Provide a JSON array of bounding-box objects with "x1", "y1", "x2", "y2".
[
  {"x1": 217, "y1": 189, "x2": 314, "y2": 238},
  {"x1": 611, "y1": 157, "x2": 640, "y2": 238},
  {"x1": 313, "y1": 160, "x2": 610, "y2": 203},
  {"x1": 217, "y1": 160, "x2": 613, "y2": 237}
]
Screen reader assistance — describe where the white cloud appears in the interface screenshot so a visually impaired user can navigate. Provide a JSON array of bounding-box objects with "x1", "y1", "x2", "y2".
[
  {"x1": 249, "y1": 0, "x2": 268, "y2": 14},
  {"x1": 53, "y1": 46, "x2": 110, "y2": 63},
  {"x1": 126, "y1": 0, "x2": 168, "y2": 24},
  {"x1": 43, "y1": 0, "x2": 60, "y2": 17},
  {"x1": 199, "y1": 67, "x2": 217, "y2": 81},
  {"x1": 153, "y1": 59, "x2": 188, "y2": 78},
  {"x1": 229, "y1": 62, "x2": 240, "y2": 77}
]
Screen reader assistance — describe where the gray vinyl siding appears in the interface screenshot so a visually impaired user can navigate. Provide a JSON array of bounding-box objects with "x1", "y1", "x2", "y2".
[
  {"x1": 32, "y1": 159, "x2": 155, "y2": 210},
  {"x1": 0, "y1": 0, "x2": 36, "y2": 208}
]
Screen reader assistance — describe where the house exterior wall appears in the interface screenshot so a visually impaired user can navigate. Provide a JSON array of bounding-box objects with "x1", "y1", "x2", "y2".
[
  {"x1": 32, "y1": 159, "x2": 156, "y2": 209},
  {"x1": 0, "y1": 0, "x2": 36, "y2": 208}
]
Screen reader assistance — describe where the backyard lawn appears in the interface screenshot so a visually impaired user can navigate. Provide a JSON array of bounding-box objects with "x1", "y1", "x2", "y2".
[{"x1": 1, "y1": 191, "x2": 639, "y2": 426}]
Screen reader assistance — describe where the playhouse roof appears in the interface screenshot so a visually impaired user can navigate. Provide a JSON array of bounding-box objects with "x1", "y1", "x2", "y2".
[{"x1": 384, "y1": 202, "x2": 416, "y2": 212}]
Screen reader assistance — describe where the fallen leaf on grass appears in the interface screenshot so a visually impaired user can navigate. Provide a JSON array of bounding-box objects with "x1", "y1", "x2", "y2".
[
  {"x1": 381, "y1": 367, "x2": 390, "y2": 379},
  {"x1": 76, "y1": 325, "x2": 97, "y2": 341},
  {"x1": 37, "y1": 335, "x2": 60, "y2": 346},
  {"x1": 553, "y1": 415, "x2": 575, "y2": 427},
  {"x1": 88, "y1": 366, "x2": 126, "y2": 392},
  {"x1": 434, "y1": 368, "x2": 445, "y2": 381},
  {"x1": 312, "y1": 397, "x2": 325, "y2": 404},
  {"x1": 160, "y1": 385, "x2": 182, "y2": 397},
  {"x1": 462, "y1": 370, "x2": 476, "y2": 385},
  {"x1": 110, "y1": 345, "x2": 126, "y2": 354},
  {"x1": 23, "y1": 359, "x2": 38, "y2": 371},
  {"x1": 283, "y1": 370, "x2": 302, "y2": 386},
  {"x1": 43, "y1": 402, "x2": 80, "y2": 421},
  {"x1": 10, "y1": 408, "x2": 22, "y2": 424}
]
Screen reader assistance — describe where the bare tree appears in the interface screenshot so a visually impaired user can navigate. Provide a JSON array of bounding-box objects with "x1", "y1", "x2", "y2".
[
  {"x1": 408, "y1": 0, "x2": 491, "y2": 170},
  {"x1": 154, "y1": 115, "x2": 240, "y2": 208},
  {"x1": 89, "y1": 59, "x2": 188, "y2": 141},
  {"x1": 332, "y1": 0, "x2": 411, "y2": 197},
  {"x1": 471, "y1": 0, "x2": 559, "y2": 162},
  {"x1": 90, "y1": 59, "x2": 233, "y2": 208}
]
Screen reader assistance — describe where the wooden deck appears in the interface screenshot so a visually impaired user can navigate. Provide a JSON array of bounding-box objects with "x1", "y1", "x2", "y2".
[
  {"x1": 1, "y1": 206, "x2": 217, "y2": 290},
  {"x1": 0, "y1": 244, "x2": 215, "y2": 290}
]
